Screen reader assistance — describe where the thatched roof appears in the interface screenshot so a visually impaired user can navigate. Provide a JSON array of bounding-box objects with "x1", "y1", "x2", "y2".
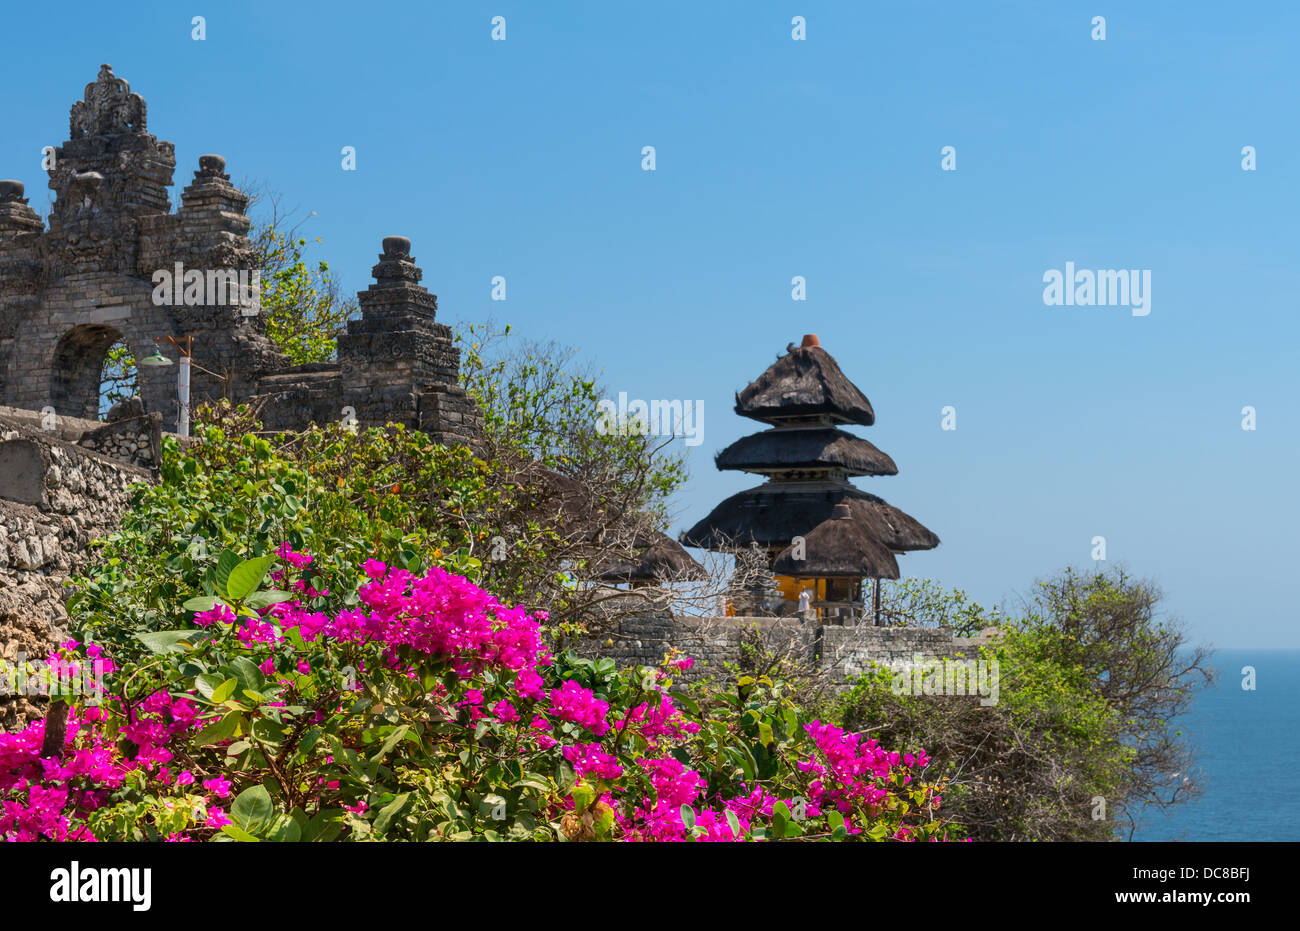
[
  {"x1": 509, "y1": 460, "x2": 596, "y2": 535},
  {"x1": 770, "y1": 506, "x2": 901, "y2": 578},
  {"x1": 715, "y1": 427, "x2": 898, "y2": 476},
  {"x1": 735, "y1": 343, "x2": 875, "y2": 426},
  {"x1": 591, "y1": 531, "x2": 707, "y2": 583},
  {"x1": 679, "y1": 481, "x2": 939, "y2": 553}
]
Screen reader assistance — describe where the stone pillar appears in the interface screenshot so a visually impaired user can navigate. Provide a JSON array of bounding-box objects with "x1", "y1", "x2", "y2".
[
  {"x1": 337, "y1": 236, "x2": 481, "y2": 447},
  {"x1": 0, "y1": 182, "x2": 44, "y2": 239}
]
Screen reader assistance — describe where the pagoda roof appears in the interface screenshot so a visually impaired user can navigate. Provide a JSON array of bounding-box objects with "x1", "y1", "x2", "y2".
[
  {"x1": 591, "y1": 531, "x2": 706, "y2": 583},
  {"x1": 679, "y1": 481, "x2": 939, "y2": 553},
  {"x1": 770, "y1": 507, "x2": 901, "y2": 579},
  {"x1": 734, "y1": 342, "x2": 875, "y2": 426},
  {"x1": 715, "y1": 426, "x2": 898, "y2": 476}
]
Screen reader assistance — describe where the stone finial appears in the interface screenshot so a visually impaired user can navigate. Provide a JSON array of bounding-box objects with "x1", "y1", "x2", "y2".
[
  {"x1": 0, "y1": 178, "x2": 42, "y2": 233},
  {"x1": 179, "y1": 153, "x2": 247, "y2": 214},
  {"x1": 348, "y1": 236, "x2": 437, "y2": 322},
  {"x1": 382, "y1": 235, "x2": 411, "y2": 258},
  {"x1": 186, "y1": 153, "x2": 233, "y2": 188},
  {"x1": 198, "y1": 154, "x2": 227, "y2": 175},
  {"x1": 69, "y1": 63, "x2": 147, "y2": 139},
  {"x1": 0, "y1": 180, "x2": 25, "y2": 203},
  {"x1": 369, "y1": 236, "x2": 423, "y2": 288}
]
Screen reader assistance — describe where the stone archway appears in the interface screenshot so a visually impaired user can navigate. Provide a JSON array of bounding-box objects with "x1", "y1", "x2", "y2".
[{"x1": 50, "y1": 323, "x2": 124, "y2": 420}]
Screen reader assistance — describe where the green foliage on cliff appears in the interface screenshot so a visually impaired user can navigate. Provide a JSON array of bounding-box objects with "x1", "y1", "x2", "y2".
[{"x1": 836, "y1": 568, "x2": 1212, "y2": 841}]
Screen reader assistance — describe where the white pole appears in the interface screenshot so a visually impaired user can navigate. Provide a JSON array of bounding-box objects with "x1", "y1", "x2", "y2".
[{"x1": 177, "y1": 355, "x2": 191, "y2": 438}]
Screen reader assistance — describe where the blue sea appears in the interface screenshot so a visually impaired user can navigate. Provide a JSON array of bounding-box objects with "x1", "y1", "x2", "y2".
[{"x1": 1133, "y1": 649, "x2": 1300, "y2": 842}]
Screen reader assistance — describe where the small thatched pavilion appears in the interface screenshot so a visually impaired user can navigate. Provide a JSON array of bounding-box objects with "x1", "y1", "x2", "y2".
[
  {"x1": 680, "y1": 334, "x2": 938, "y2": 623},
  {"x1": 591, "y1": 531, "x2": 707, "y2": 586}
]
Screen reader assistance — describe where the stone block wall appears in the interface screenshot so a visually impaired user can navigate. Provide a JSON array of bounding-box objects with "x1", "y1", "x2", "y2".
[
  {"x1": 582, "y1": 608, "x2": 1000, "y2": 690},
  {"x1": 0, "y1": 409, "x2": 151, "y2": 728}
]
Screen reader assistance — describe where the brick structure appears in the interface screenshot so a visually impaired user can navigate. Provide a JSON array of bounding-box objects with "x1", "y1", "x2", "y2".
[{"x1": 0, "y1": 65, "x2": 479, "y2": 446}]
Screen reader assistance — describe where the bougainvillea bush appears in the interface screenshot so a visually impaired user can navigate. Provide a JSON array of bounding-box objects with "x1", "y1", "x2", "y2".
[{"x1": 2, "y1": 548, "x2": 957, "y2": 842}]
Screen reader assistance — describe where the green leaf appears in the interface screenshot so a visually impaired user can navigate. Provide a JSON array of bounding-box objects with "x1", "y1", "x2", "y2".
[
  {"x1": 231, "y1": 784, "x2": 274, "y2": 834},
  {"x1": 251, "y1": 717, "x2": 284, "y2": 746},
  {"x1": 244, "y1": 589, "x2": 294, "y2": 610},
  {"x1": 679, "y1": 805, "x2": 696, "y2": 830},
  {"x1": 194, "y1": 711, "x2": 242, "y2": 746},
  {"x1": 226, "y1": 555, "x2": 276, "y2": 601},
  {"x1": 592, "y1": 803, "x2": 615, "y2": 837},
  {"x1": 372, "y1": 792, "x2": 411, "y2": 835},
  {"x1": 516, "y1": 773, "x2": 551, "y2": 792},
  {"x1": 220, "y1": 823, "x2": 260, "y2": 842},
  {"x1": 571, "y1": 783, "x2": 595, "y2": 814},
  {"x1": 369, "y1": 725, "x2": 411, "y2": 763},
  {"x1": 182, "y1": 595, "x2": 222, "y2": 613},
  {"x1": 229, "y1": 656, "x2": 266, "y2": 694},
  {"x1": 214, "y1": 550, "x2": 242, "y2": 598},
  {"x1": 725, "y1": 809, "x2": 742, "y2": 839},
  {"x1": 772, "y1": 804, "x2": 789, "y2": 839},
  {"x1": 302, "y1": 810, "x2": 344, "y2": 843},
  {"x1": 134, "y1": 629, "x2": 202, "y2": 654},
  {"x1": 211, "y1": 677, "x2": 238, "y2": 704},
  {"x1": 194, "y1": 673, "x2": 225, "y2": 700},
  {"x1": 265, "y1": 814, "x2": 302, "y2": 842}
]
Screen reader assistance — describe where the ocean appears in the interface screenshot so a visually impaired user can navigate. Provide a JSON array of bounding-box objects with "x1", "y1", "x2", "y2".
[{"x1": 1133, "y1": 648, "x2": 1300, "y2": 842}]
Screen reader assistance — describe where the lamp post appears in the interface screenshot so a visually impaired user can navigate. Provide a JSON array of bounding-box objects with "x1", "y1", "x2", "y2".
[{"x1": 139, "y1": 335, "x2": 215, "y2": 439}]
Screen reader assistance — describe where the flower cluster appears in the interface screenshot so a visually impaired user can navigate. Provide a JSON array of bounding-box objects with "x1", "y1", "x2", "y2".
[
  {"x1": 2, "y1": 547, "x2": 950, "y2": 843},
  {"x1": 0, "y1": 690, "x2": 229, "y2": 841}
]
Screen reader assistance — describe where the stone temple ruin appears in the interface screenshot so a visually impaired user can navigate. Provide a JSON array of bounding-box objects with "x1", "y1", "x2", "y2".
[
  {"x1": 1, "y1": 66, "x2": 996, "y2": 730},
  {"x1": 0, "y1": 64, "x2": 479, "y2": 446}
]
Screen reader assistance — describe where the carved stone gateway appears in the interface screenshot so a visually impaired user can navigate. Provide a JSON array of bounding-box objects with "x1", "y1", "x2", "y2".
[{"x1": 0, "y1": 66, "x2": 479, "y2": 447}]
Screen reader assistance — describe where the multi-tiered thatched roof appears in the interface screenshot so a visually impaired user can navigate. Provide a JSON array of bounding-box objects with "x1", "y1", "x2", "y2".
[
  {"x1": 681, "y1": 334, "x2": 937, "y2": 586},
  {"x1": 715, "y1": 427, "x2": 897, "y2": 476},
  {"x1": 734, "y1": 344, "x2": 876, "y2": 426}
]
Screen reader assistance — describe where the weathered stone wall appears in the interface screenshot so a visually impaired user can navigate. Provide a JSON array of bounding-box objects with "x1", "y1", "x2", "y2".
[
  {"x1": 0, "y1": 65, "x2": 481, "y2": 450},
  {"x1": 0, "y1": 404, "x2": 161, "y2": 470},
  {"x1": 0, "y1": 409, "x2": 150, "y2": 728},
  {"x1": 252, "y1": 236, "x2": 483, "y2": 449},
  {"x1": 583, "y1": 608, "x2": 1000, "y2": 689}
]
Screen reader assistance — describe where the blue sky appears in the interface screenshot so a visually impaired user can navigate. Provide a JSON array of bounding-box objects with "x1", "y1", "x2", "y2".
[{"x1": 3, "y1": 1, "x2": 1296, "y2": 648}]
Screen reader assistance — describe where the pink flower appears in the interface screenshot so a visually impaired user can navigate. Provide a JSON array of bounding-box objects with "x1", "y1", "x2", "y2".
[
  {"x1": 515, "y1": 669, "x2": 545, "y2": 701},
  {"x1": 548, "y1": 681, "x2": 611, "y2": 736},
  {"x1": 193, "y1": 604, "x2": 235, "y2": 628},
  {"x1": 275, "y1": 543, "x2": 313, "y2": 568},
  {"x1": 202, "y1": 776, "x2": 231, "y2": 799},
  {"x1": 563, "y1": 744, "x2": 623, "y2": 780}
]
